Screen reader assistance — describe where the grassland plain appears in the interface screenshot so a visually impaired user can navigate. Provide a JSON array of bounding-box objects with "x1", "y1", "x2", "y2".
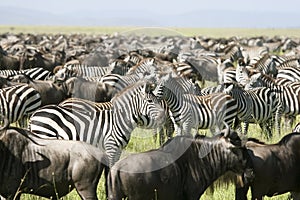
[
  {"x1": 2, "y1": 25, "x2": 298, "y2": 199},
  {"x1": 1, "y1": 25, "x2": 300, "y2": 38}
]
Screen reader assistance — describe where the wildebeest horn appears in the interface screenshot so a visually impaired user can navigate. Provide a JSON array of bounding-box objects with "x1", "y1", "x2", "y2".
[{"x1": 223, "y1": 122, "x2": 230, "y2": 137}]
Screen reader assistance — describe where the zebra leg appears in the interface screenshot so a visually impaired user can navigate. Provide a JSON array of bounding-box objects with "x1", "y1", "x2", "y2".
[
  {"x1": 243, "y1": 121, "x2": 249, "y2": 135},
  {"x1": 275, "y1": 106, "x2": 282, "y2": 136}
]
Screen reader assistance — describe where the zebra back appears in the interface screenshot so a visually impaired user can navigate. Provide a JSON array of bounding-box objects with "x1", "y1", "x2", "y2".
[{"x1": 0, "y1": 84, "x2": 41, "y2": 126}]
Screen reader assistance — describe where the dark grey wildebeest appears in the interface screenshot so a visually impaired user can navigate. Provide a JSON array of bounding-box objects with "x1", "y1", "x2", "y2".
[
  {"x1": 235, "y1": 132, "x2": 300, "y2": 200},
  {"x1": 107, "y1": 128, "x2": 250, "y2": 200},
  {"x1": 0, "y1": 125, "x2": 108, "y2": 200}
]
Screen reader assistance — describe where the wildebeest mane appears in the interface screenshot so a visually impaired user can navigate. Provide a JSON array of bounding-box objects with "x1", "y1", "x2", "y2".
[
  {"x1": 7, "y1": 127, "x2": 45, "y2": 146},
  {"x1": 278, "y1": 132, "x2": 300, "y2": 145}
]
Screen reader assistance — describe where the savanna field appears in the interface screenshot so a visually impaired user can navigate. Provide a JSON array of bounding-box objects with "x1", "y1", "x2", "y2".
[{"x1": 1, "y1": 26, "x2": 300, "y2": 199}]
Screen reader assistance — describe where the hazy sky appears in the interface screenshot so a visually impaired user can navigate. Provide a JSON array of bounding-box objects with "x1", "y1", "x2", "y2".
[
  {"x1": 1, "y1": 0, "x2": 300, "y2": 27},
  {"x1": 2, "y1": 0, "x2": 299, "y2": 14}
]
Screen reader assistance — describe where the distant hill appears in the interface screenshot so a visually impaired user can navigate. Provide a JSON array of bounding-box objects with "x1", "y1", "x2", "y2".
[{"x1": 1, "y1": 6, "x2": 299, "y2": 28}]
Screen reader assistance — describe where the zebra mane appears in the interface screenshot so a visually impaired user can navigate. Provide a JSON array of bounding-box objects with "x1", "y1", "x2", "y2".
[
  {"x1": 111, "y1": 80, "x2": 150, "y2": 103},
  {"x1": 251, "y1": 72, "x2": 275, "y2": 84}
]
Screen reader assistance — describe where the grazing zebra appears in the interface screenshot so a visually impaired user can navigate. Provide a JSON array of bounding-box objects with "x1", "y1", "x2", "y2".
[
  {"x1": 0, "y1": 84, "x2": 41, "y2": 127},
  {"x1": 153, "y1": 74, "x2": 238, "y2": 136},
  {"x1": 54, "y1": 64, "x2": 112, "y2": 82},
  {"x1": 223, "y1": 83, "x2": 281, "y2": 136},
  {"x1": 245, "y1": 73, "x2": 300, "y2": 128},
  {"x1": 29, "y1": 81, "x2": 166, "y2": 167}
]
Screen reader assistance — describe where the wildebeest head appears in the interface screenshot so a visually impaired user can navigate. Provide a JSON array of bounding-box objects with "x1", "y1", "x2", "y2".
[{"x1": 195, "y1": 128, "x2": 249, "y2": 175}]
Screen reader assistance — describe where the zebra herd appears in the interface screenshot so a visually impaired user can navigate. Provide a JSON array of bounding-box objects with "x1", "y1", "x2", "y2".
[{"x1": 0, "y1": 33, "x2": 300, "y2": 199}]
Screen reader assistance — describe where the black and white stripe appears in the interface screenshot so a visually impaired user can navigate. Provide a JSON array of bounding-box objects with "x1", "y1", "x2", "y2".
[
  {"x1": 1, "y1": 67, "x2": 53, "y2": 80},
  {"x1": 54, "y1": 64, "x2": 112, "y2": 81},
  {"x1": 29, "y1": 81, "x2": 165, "y2": 167},
  {"x1": 0, "y1": 84, "x2": 41, "y2": 127},
  {"x1": 245, "y1": 73, "x2": 300, "y2": 128},
  {"x1": 224, "y1": 83, "x2": 281, "y2": 136},
  {"x1": 153, "y1": 74, "x2": 238, "y2": 135}
]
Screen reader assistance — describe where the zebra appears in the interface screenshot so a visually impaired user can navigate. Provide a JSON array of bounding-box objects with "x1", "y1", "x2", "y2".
[
  {"x1": 126, "y1": 58, "x2": 157, "y2": 75},
  {"x1": 54, "y1": 64, "x2": 112, "y2": 82},
  {"x1": 245, "y1": 73, "x2": 300, "y2": 129},
  {"x1": 21, "y1": 67, "x2": 54, "y2": 80},
  {"x1": 0, "y1": 84, "x2": 41, "y2": 128},
  {"x1": 277, "y1": 67, "x2": 300, "y2": 82},
  {"x1": 0, "y1": 67, "x2": 53, "y2": 80},
  {"x1": 99, "y1": 73, "x2": 143, "y2": 92},
  {"x1": 217, "y1": 58, "x2": 236, "y2": 84},
  {"x1": 201, "y1": 84, "x2": 225, "y2": 95},
  {"x1": 29, "y1": 81, "x2": 166, "y2": 167},
  {"x1": 59, "y1": 97, "x2": 112, "y2": 112},
  {"x1": 223, "y1": 83, "x2": 281, "y2": 136},
  {"x1": 152, "y1": 73, "x2": 238, "y2": 136}
]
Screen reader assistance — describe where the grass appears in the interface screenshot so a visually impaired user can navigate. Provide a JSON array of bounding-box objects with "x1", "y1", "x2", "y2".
[{"x1": 1, "y1": 25, "x2": 300, "y2": 38}]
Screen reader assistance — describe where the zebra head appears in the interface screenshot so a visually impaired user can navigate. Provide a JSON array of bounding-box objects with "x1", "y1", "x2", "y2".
[
  {"x1": 137, "y1": 82, "x2": 166, "y2": 129},
  {"x1": 111, "y1": 81, "x2": 166, "y2": 130},
  {"x1": 244, "y1": 72, "x2": 264, "y2": 90}
]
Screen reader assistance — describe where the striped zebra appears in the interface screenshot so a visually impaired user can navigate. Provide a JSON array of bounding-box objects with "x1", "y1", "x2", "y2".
[
  {"x1": 0, "y1": 84, "x2": 41, "y2": 128},
  {"x1": 59, "y1": 97, "x2": 112, "y2": 112},
  {"x1": 245, "y1": 73, "x2": 300, "y2": 129},
  {"x1": 153, "y1": 74, "x2": 238, "y2": 136},
  {"x1": 99, "y1": 73, "x2": 143, "y2": 92},
  {"x1": 54, "y1": 64, "x2": 112, "y2": 82},
  {"x1": 29, "y1": 81, "x2": 166, "y2": 167},
  {"x1": 217, "y1": 58, "x2": 236, "y2": 84},
  {"x1": 126, "y1": 58, "x2": 157, "y2": 75},
  {"x1": 221, "y1": 43, "x2": 244, "y2": 63},
  {"x1": 0, "y1": 67, "x2": 53, "y2": 80},
  {"x1": 223, "y1": 83, "x2": 281, "y2": 136},
  {"x1": 277, "y1": 67, "x2": 300, "y2": 82}
]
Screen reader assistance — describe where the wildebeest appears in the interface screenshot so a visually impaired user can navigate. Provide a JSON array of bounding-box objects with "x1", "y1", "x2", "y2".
[
  {"x1": 8, "y1": 74, "x2": 69, "y2": 106},
  {"x1": 107, "y1": 128, "x2": 250, "y2": 200},
  {"x1": 63, "y1": 77, "x2": 117, "y2": 102},
  {"x1": 235, "y1": 132, "x2": 300, "y2": 200},
  {"x1": 0, "y1": 124, "x2": 108, "y2": 200}
]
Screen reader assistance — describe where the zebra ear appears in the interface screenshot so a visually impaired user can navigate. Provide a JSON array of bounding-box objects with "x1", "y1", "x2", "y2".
[
  {"x1": 143, "y1": 82, "x2": 157, "y2": 93},
  {"x1": 223, "y1": 122, "x2": 230, "y2": 138},
  {"x1": 223, "y1": 83, "x2": 234, "y2": 94}
]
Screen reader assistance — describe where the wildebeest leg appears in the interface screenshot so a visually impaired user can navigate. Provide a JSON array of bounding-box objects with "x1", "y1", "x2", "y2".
[
  {"x1": 104, "y1": 165, "x2": 110, "y2": 198},
  {"x1": 290, "y1": 192, "x2": 300, "y2": 200},
  {"x1": 73, "y1": 165, "x2": 105, "y2": 200},
  {"x1": 75, "y1": 181, "x2": 98, "y2": 200},
  {"x1": 235, "y1": 184, "x2": 249, "y2": 200}
]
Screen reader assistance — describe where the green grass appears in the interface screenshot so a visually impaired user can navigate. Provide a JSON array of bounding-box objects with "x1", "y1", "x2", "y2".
[{"x1": 1, "y1": 25, "x2": 300, "y2": 38}]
